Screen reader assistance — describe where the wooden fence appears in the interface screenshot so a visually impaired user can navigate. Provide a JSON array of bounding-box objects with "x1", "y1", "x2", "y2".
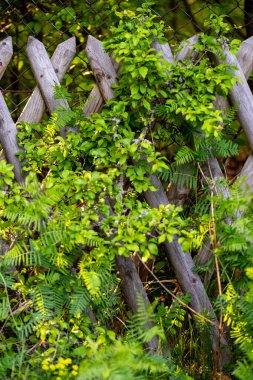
[{"x1": 1, "y1": 32, "x2": 253, "y2": 364}]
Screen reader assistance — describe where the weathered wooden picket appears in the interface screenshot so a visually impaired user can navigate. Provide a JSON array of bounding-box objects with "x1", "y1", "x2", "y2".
[{"x1": 1, "y1": 31, "x2": 253, "y2": 365}]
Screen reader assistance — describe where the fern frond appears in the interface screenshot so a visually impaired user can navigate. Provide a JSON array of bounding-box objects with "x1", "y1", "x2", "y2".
[
  {"x1": 221, "y1": 235, "x2": 248, "y2": 252},
  {"x1": 2, "y1": 209, "x2": 43, "y2": 231},
  {"x1": 0, "y1": 271, "x2": 16, "y2": 289},
  {"x1": 127, "y1": 293, "x2": 164, "y2": 344},
  {"x1": 80, "y1": 269, "x2": 101, "y2": 297},
  {"x1": 171, "y1": 165, "x2": 198, "y2": 189},
  {"x1": 40, "y1": 228, "x2": 65, "y2": 247},
  {"x1": 174, "y1": 146, "x2": 196, "y2": 165},
  {"x1": 3, "y1": 241, "x2": 41, "y2": 267},
  {"x1": 17, "y1": 313, "x2": 45, "y2": 338},
  {"x1": 213, "y1": 139, "x2": 238, "y2": 158},
  {"x1": 34, "y1": 285, "x2": 66, "y2": 317},
  {"x1": 69, "y1": 287, "x2": 90, "y2": 315}
]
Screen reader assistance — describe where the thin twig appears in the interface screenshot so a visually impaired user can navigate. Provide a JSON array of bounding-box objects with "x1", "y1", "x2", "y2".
[
  {"x1": 210, "y1": 189, "x2": 223, "y2": 372},
  {"x1": 135, "y1": 253, "x2": 219, "y2": 328},
  {"x1": 115, "y1": 315, "x2": 128, "y2": 329}
]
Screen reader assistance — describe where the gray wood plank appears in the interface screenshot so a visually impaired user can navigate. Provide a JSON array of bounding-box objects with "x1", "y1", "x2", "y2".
[
  {"x1": 18, "y1": 37, "x2": 76, "y2": 124},
  {"x1": 0, "y1": 92, "x2": 23, "y2": 183},
  {"x1": 152, "y1": 38, "x2": 174, "y2": 63},
  {"x1": 238, "y1": 36, "x2": 253, "y2": 79},
  {"x1": 85, "y1": 35, "x2": 117, "y2": 102},
  {"x1": 240, "y1": 154, "x2": 253, "y2": 188},
  {"x1": 175, "y1": 34, "x2": 199, "y2": 61},
  {"x1": 0, "y1": 37, "x2": 13, "y2": 80},
  {"x1": 26, "y1": 37, "x2": 73, "y2": 137},
  {"x1": 82, "y1": 85, "x2": 104, "y2": 116},
  {"x1": 217, "y1": 46, "x2": 253, "y2": 150}
]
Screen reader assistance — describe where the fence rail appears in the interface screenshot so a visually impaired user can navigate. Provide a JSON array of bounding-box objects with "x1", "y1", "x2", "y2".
[
  {"x1": 0, "y1": 0, "x2": 250, "y2": 119},
  {"x1": 1, "y1": 1, "x2": 253, "y2": 365}
]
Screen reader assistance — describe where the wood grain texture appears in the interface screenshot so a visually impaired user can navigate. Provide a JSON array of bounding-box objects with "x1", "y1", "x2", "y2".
[
  {"x1": 26, "y1": 37, "x2": 74, "y2": 137},
  {"x1": 217, "y1": 46, "x2": 253, "y2": 151},
  {"x1": 195, "y1": 39, "x2": 253, "y2": 278},
  {"x1": 0, "y1": 92, "x2": 23, "y2": 183},
  {"x1": 234, "y1": 37, "x2": 253, "y2": 191},
  {"x1": 0, "y1": 37, "x2": 13, "y2": 80},
  {"x1": 214, "y1": 36, "x2": 253, "y2": 115},
  {"x1": 85, "y1": 35, "x2": 117, "y2": 102},
  {"x1": 82, "y1": 49, "x2": 121, "y2": 117},
  {"x1": 82, "y1": 85, "x2": 104, "y2": 116},
  {"x1": 206, "y1": 37, "x2": 253, "y2": 196},
  {"x1": 19, "y1": 37, "x2": 76, "y2": 124},
  {"x1": 238, "y1": 36, "x2": 253, "y2": 79},
  {"x1": 151, "y1": 38, "x2": 174, "y2": 63},
  {"x1": 175, "y1": 34, "x2": 199, "y2": 61},
  {"x1": 115, "y1": 255, "x2": 159, "y2": 353},
  {"x1": 240, "y1": 154, "x2": 253, "y2": 188}
]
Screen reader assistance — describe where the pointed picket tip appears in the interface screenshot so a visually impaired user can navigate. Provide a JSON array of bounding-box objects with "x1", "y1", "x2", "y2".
[
  {"x1": 56, "y1": 36, "x2": 76, "y2": 51},
  {"x1": 54, "y1": 36, "x2": 76, "y2": 55},
  {"x1": 0, "y1": 36, "x2": 13, "y2": 54},
  {"x1": 26, "y1": 36, "x2": 45, "y2": 51},
  {"x1": 0, "y1": 37, "x2": 13, "y2": 80},
  {"x1": 87, "y1": 35, "x2": 99, "y2": 45},
  {"x1": 86, "y1": 35, "x2": 103, "y2": 53},
  {"x1": 27, "y1": 35, "x2": 36, "y2": 44},
  {"x1": 187, "y1": 34, "x2": 198, "y2": 43},
  {"x1": 151, "y1": 38, "x2": 174, "y2": 64}
]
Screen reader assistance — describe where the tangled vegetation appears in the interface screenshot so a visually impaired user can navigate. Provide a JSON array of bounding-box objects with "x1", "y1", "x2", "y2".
[{"x1": 0, "y1": 2, "x2": 253, "y2": 379}]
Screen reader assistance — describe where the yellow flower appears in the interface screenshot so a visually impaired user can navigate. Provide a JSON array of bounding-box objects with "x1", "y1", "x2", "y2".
[
  {"x1": 49, "y1": 364, "x2": 56, "y2": 371},
  {"x1": 65, "y1": 358, "x2": 72, "y2": 364},
  {"x1": 71, "y1": 370, "x2": 78, "y2": 376},
  {"x1": 72, "y1": 365, "x2": 78, "y2": 370},
  {"x1": 42, "y1": 365, "x2": 49, "y2": 371},
  {"x1": 56, "y1": 377, "x2": 61, "y2": 380},
  {"x1": 57, "y1": 364, "x2": 65, "y2": 370},
  {"x1": 59, "y1": 370, "x2": 66, "y2": 376}
]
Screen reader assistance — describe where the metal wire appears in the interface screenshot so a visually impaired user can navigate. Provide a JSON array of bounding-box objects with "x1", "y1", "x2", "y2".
[{"x1": 0, "y1": 0, "x2": 248, "y2": 120}]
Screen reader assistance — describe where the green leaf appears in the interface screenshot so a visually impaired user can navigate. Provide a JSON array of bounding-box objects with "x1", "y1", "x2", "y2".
[
  {"x1": 158, "y1": 234, "x2": 166, "y2": 244},
  {"x1": 139, "y1": 67, "x2": 148, "y2": 79},
  {"x1": 126, "y1": 243, "x2": 139, "y2": 251},
  {"x1": 148, "y1": 243, "x2": 158, "y2": 255}
]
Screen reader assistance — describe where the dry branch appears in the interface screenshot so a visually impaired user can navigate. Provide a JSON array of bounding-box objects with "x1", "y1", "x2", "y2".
[
  {"x1": 238, "y1": 36, "x2": 253, "y2": 78},
  {"x1": 240, "y1": 154, "x2": 253, "y2": 188}
]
